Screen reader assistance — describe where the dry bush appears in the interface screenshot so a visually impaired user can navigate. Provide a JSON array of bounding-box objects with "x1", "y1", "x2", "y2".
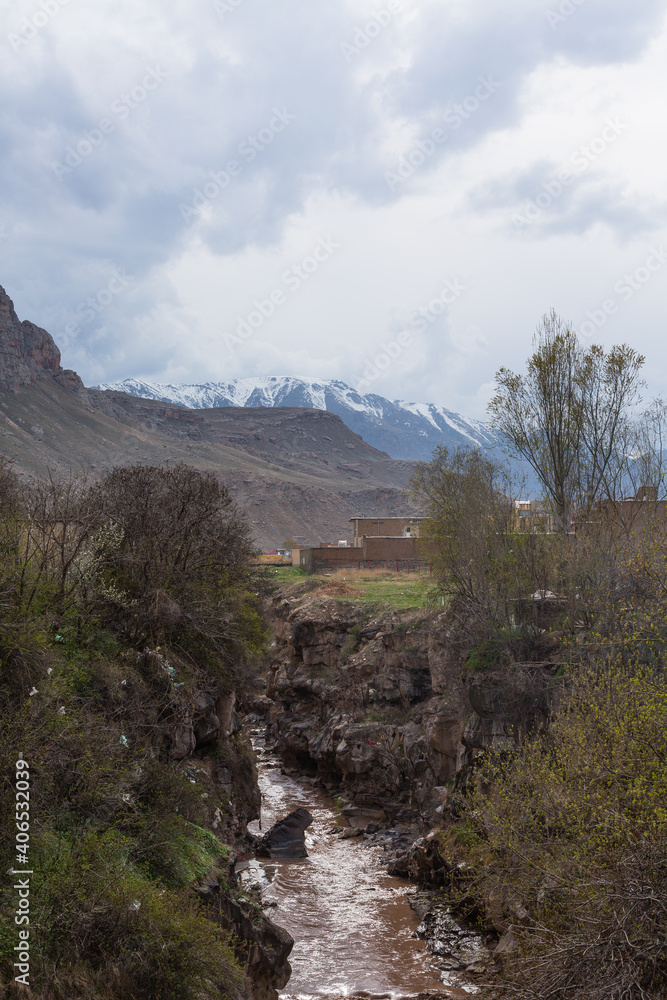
[
  {"x1": 89, "y1": 463, "x2": 266, "y2": 682},
  {"x1": 17, "y1": 470, "x2": 99, "y2": 610},
  {"x1": 314, "y1": 581, "x2": 363, "y2": 597}
]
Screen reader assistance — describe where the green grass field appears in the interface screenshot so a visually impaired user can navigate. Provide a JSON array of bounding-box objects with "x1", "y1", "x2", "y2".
[{"x1": 265, "y1": 565, "x2": 433, "y2": 610}]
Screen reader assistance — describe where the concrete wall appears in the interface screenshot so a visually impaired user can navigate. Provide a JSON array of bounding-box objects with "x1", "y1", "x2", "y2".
[
  {"x1": 351, "y1": 517, "x2": 423, "y2": 545},
  {"x1": 297, "y1": 536, "x2": 429, "y2": 573},
  {"x1": 296, "y1": 547, "x2": 364, "y2": 572},
  {"x1": 363, "y1": 536, "x2": 418, "y2": 561}
]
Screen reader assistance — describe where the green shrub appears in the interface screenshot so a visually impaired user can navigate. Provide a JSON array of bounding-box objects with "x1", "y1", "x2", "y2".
[
  {"x1": 136, "y1": 816, "x2": 229, "y2": 888},
  {"x1": 29, "y1": 828, "x2": 243, "y2": 1000},
  {"x1": 340, "y1": 622, "x2": 364, "y2": 661},
  {"x1": 462, "y1": 659, "x2": 667, "y2": 1000}
]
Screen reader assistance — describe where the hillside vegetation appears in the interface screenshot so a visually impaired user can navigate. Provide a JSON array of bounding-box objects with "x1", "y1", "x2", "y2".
[
  {"x1": 0, "y1": 461, "x2": 268, "y2": 1000},
  {"x1": 409, "y1": 322, "x2": 667, "y2": 999}
]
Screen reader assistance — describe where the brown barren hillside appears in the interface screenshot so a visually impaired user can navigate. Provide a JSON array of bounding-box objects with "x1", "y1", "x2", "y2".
[{"x1": 0, "y1": 285, "x2": 417, "y2": 547}]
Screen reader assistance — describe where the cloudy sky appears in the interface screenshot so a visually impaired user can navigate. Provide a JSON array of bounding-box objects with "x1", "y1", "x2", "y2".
[{"x1": 1, "y1": 0, "x2": 666, "y2": 418}]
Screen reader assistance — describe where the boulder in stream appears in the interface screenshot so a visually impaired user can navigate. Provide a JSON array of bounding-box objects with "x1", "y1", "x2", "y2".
[{"x1": 257, "y1": 807, "x2": 314, "y2": 858}]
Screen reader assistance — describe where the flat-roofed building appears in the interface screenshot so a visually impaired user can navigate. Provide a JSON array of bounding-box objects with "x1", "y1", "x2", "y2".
[
  {"x1": 350, "y1": 516, "x2": 425, "y2": 547},
  {"x1": 295, "y1": 515, "x2": 430, "y2": 573}
]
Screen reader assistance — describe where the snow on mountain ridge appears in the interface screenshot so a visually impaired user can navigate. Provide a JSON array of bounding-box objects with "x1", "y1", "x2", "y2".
[{"x1": 91, "y1": 375, "x2": 496, "y2": 461}]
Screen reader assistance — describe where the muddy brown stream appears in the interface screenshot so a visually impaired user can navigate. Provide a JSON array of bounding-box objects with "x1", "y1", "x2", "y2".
[{"x1": 242, "y1": 739, "x2": 472, "y2": 1000}]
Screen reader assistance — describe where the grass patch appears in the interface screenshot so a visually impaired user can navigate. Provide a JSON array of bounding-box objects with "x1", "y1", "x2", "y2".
[
  {"x1": 265, "y1": 565, "x2": 310, "y2": 585},
  {"x1": 266, "y1": 566, "x2": 430, "y2": 609},
  {"x1": 327, "y1": 569, "x2": 430, "y2": 609}
]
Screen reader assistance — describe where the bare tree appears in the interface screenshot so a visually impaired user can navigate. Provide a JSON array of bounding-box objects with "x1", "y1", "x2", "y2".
[
  {"x1": 489, "y1": 310, "x2": 645, "y2": 533},
  {"x1": 18, "y1": 470, "x2": 99, "y2": 609},
  {"x1": 584, "y1": 398, "x2": 667, "y2": 539},
  {"x1": 90, "y1": 463, "x2": 264, "y2": 678},
  {"x1": 409, "y1": 445, "x2": 535, "y2": 642}
]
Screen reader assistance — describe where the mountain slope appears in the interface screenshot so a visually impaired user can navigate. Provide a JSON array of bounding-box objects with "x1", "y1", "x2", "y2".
[
  {"x1": 0, "y1": 376, "x2": 418, "y2": 549},
  {"x1": 92, "y1": 376, "x2": 497, "y2": 461},
  {"x1": 0, "y1": 283, "x2": 427, "y2": 547}
]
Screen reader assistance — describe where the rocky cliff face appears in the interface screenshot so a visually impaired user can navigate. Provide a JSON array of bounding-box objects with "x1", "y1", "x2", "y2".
[
  {"x1": 143, "y1": 646, "x2": 293, "y2": 1000},
  {"x1": 0, "y1": 284, "x2": 84, "y2": 392},
  {"x1": 257, "y1": 582, "x2": 560, "y2": 828},
  {"x1": 252, "y1": 583, "x2": 562, "y2": 988}
]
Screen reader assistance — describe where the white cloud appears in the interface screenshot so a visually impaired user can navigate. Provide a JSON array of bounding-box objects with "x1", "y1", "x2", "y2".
[{"x1": 1, "y1": 0, "x2": 666, "y2": 419}]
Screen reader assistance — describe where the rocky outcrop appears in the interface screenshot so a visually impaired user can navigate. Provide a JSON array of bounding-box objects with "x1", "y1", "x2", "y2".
[
  {"x1": 263, "y1": 588, "x2": 465, "y2": 822},
  {"x1": 128, "y1": 648, "x2": 259, "y2": 842},
  {"x1": 262, "y1": 584, "x2": 561, "y2": 828},
  {"x1": 167, "y1": 681, "x2": 242, "y2": 761},
  {"x1": 198, "y1": 873, "x2": 294, "y2": 1000},
  {"x1": 410, "y1": 891, "x2": 493, "y2": 979},
  {"x1": 463, "y1": 664, "x2": 553, "y2": 754},
  {"x1": 54, "y1": 367, "x2": 86, "y2": 392},
  {"x1": 149, "y1": 657, "x2": 290, "y2": 997},
  {"x1": 256, "y1": 807, "x2": 314, "y2": 858},
  {"x1": 0, "y1": 285, "x2": 64, "y2": 391},
  {"x1": 388, "y1": 832, "x2": 450, "y2": 884}
]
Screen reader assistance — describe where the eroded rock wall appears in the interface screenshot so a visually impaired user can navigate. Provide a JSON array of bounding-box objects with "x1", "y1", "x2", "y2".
[
  {"x1": 139, "y1": 647, "x2": 290, "y2": 999},
  {"x1": 0, "y1": 285, "x2": 64, "y2": 390},
  {"x1": 260, "y1": 584, "x2": 559, "y2": 828}
]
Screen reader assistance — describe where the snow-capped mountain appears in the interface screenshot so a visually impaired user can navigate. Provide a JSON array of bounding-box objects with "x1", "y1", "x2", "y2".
[{"x1": 91, "y1": 375, "x2": 497, "y2": 461}]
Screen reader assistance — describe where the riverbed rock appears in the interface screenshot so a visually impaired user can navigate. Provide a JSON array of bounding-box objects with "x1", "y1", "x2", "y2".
[
  {"x1": 257, "y1": 806, "x2": 314, "y2": 858},
  {"x1": 201, "y1": 877, "x2": 294, "y2": 1000},
  {"x1": 388, "y1": 835, "x2": 449, "y2": 885},
  {"x1": 341, "y1": 803, "x2": 387, "y2": 828},
  {"x1": 410, "y1": 892, "x2": 493, "y2": 975}
]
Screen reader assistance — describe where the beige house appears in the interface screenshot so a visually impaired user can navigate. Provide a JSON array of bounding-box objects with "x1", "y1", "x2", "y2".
[
  {"x1": 350, "y1": 516, "x2": 424, "y2": 547},
  {"x1": 295, "y1": 515, "x2": 430, "y2": 573}
]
